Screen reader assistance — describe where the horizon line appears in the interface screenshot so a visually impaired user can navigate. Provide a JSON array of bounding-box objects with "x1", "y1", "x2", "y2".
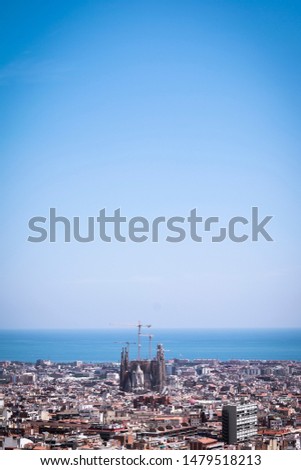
[{"x1": 1, "y1": 327, "x2": 301, "y2": 331}]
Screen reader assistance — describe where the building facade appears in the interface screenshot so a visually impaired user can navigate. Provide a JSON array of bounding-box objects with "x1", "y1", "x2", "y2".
[
  {"x1": 120, "y1": 344, "x2": 166, "y2": 393},
  {"x1": 222, "y1": 403, "x2": 257, "y2": 445}
]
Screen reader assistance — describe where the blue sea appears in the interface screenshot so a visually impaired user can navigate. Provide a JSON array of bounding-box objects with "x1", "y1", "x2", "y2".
[{"x1": 0, "y1": 329, "x2": 300, "y2": 363}]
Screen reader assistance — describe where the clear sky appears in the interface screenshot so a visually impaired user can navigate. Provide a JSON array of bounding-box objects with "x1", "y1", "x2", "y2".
[{"x1": 1, "y1": 0, "x2": 300, "y2": 329}]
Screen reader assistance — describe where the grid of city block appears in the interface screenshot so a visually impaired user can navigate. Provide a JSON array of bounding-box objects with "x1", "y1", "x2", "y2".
[{"x1": 1, "y1": 336, "x2": 301, "y2": 450}]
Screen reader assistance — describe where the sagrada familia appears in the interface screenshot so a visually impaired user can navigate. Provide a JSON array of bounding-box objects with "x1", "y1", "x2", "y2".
[{"x1": 120, "y1": 344, "x2": 166, "y2": 393}]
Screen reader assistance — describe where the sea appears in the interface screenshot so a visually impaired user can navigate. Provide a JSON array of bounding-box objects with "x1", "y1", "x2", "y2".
[{"x1": 0, "y1": 329, "x2": 301, "y2": 363}]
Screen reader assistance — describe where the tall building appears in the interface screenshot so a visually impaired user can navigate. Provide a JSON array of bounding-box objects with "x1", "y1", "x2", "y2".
[
  {"x1": 0, "y1": 394, "x2": 6, "y2": 429},
  {"x1": 120, "y1": 344, "x2": 166, "y2": 393},
  {"x1": 222, "y1": 402, "x2": 257, "y2": 445}
]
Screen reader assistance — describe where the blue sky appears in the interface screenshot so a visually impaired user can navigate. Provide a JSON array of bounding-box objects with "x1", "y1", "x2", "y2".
[{"x1": 1, "y1": 0, "x2": 301, "y2": 328}]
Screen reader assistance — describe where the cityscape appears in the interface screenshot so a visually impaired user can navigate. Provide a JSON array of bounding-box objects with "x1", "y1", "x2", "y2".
[
  {"x1": 1, "y1": 326, "x2": 301, "y2": 451},
  {"x1": 1, "y1": 1, "x2": 301, "y2": 462}
]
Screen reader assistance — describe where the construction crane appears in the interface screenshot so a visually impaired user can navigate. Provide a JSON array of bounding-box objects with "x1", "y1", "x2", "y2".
[
  {"x1": 113, "y1": 341, "x2": 136, "y2": 357},
  {"x1": 110, "y1": 321, "x2": 151, "y2": 360},
  {"x1": 140, "y1": 334, "x2": 154, "y2": 360}
]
